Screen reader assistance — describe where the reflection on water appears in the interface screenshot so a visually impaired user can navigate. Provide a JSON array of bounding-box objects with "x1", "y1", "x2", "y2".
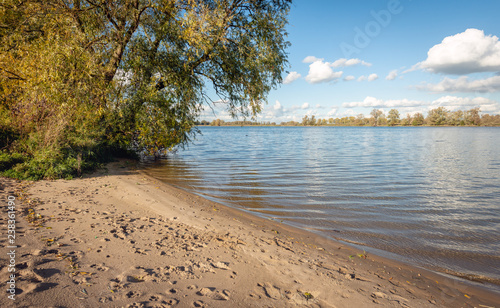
[{"x1": 141, "y1": 126, "x2": 500, "y2": 287}]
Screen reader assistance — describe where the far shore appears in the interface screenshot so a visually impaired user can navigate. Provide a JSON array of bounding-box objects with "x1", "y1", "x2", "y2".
[
  {"x1": 1, "y1": 160, "x2": 499, "y2": 307},
  {"x1": 196, "y1": 124, "x2": 500, "y2": 127}
]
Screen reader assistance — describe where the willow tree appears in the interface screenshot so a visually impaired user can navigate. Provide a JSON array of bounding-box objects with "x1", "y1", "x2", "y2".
[{"x1": 0, "y1": 0, "x2": 291, "y2": 178}]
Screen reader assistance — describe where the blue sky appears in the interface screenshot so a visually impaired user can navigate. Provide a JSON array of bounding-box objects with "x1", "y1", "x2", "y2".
[{"x1": 203, "y1": 0, "x2": 500, "y2": 123}]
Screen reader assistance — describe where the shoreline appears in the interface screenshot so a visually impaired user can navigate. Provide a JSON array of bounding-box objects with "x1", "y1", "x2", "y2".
[
  {"x1": 1, "y1": 160, "x2": 499, "y2": 307},
  {"x1": 141, "y1": 165, "x2": 500, "y2": 295},
  {"x1": 151, "y1": 173, "x2": 500, "y2": 293}
]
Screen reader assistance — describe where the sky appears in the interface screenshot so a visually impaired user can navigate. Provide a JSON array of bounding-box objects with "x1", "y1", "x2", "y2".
[{"x1": 202, "y1": 0, "x2": 500, "y2": 123}]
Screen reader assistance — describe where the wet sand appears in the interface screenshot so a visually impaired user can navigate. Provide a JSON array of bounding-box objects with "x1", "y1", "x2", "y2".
[{"x1": 1, "y1": 160, "x2": 499, "y2": 307}]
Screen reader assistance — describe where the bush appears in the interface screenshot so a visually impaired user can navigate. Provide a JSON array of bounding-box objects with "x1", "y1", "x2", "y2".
[{"x1": 0, "y1": 151, "x2": 25, "y2": 172}]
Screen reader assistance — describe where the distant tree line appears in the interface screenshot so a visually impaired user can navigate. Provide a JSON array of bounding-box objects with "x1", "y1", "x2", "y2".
[
  {"x1": 195, "y1": 119, "x2": 277, "y2": 126},
  {"x1": 203, "y1": 107, "x2": 500, "y2": 127}
]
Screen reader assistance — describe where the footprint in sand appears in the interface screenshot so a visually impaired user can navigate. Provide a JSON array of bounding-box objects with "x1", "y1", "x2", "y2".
[
  {"x1": 196, "y1": 287, "x2": 230, "y2": 301},
  {"x1": 193, "y1": 300, "x2": 205, "y2": 307},
  {"x1": 164, "y1": 298, "x2": 180, "y2": 306},
  {"x1": 98, "y1": 295, "x2": 115, "y2": 303},
  {"x1": 33, "y1": 282, "x2": 58, "y2": 292},
  {"x1": 90, "y1": 263, "x2": 110, "y2": 271},
  {"x1": 149, "y1": 294, "x2": 163, "y2": 301},
  {"x1": 126, "y1": 290, "x2": 142, "y2": 298},
  {"x1": 147, "y1": 300, "x2": 179, "y2": 308},
  {"x1": 33, "y1": 268, "x2": 61, "y2": 279},
  {"x1": 255, "y1": 282, "x2": 282, "y2": 300}
]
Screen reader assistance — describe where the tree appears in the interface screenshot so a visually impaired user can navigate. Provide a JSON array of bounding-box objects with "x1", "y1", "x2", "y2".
[
  {"x1": 210, "y1": 119, "x2": 225, "y2": 126},
  {"x1": 427, "y1": 107, "x2": 448, "y2": 125},
  {"x1": 412, "y1": 113, "x2": 424, "y2": 126},
  {"x1": 481, "y1": 114, "x2": 500, "y2": 126},
  {"x1": 0, "y1": 0, "x2": 292, "y2": 178},
  {"x1": 356, "y1": 114, "x2": 365, "y2": 126},
  {"x1": 370, "y1": 109, "x2": 384, "y2": 126},
  {"x1": 464, "y1": 107, "x2": 481, "y2": 126},
  {"x1": 301, "y1": 115, "x2": 310, "y2": 126},
  {"x1": 387, "y1": 109, "x2": 400, "y2": 126},
  {"x1": 448, "y1": 110, "x2": 464, "y2": 126},
  {"x1": 401, "y1": 114, "x2": 412, "y2": 126}
]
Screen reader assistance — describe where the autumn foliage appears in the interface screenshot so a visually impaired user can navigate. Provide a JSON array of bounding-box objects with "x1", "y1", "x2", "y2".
[{"x1": 0, "y1": 0, "x2": 291, "y2": 179}]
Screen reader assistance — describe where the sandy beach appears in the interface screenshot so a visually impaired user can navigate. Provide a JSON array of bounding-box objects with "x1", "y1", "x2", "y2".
[{"x1": 1, "y1": 160, "x2": 499, "y2": 308}]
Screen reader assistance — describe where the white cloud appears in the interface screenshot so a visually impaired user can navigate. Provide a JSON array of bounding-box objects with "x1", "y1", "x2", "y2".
[
  {"x1": 331, "y1": 58, "x2": 372, "y2": 67},
  {"x1": 336, "y1": 109, "x2": 358, "y2": 118},
  {"x1": 343, "y1": 96, "x2": 427, "y2": 108},
  {"x1": 301, "y1": 102, "x2": 310, "y2": 109},
  {"x1": 303, "y1": 56, "x2": 323, "y2": 63},
  {"x1": 386, "y1": 69, "x2": 398, "y2": 80},
  {"x1": 344, "y1": 75, "x2": 355, "y2": 81},
  {"x1": 303, "y1": 56, "x2": 373, "y2": 84},
  {"x1": 368, "y1": 73, "x2": 379, "y2": 81},
  {"x1": 419, "y1": 28, "x2": 500, "y2": 74},
  {"x1": 431, "y1": 96, "x2": 499, "y2": 112},
  {"x1": 357, "y1": 74, "x2": 378, "y2": 82},
  {"x1": 327, "y1": 107, "x2": 338, "y2": 116},
  {"x1": 341, "y1": 95, "x2": 500, "y2": 114},
  {"x1": 305, "y1": 60, "x2": 343, "y2": 84},
  {"x1": 417, "y1": 75, "x2": 500, "y2": 93},
  {"x1": 268, "y1": 100, "x2": 285, "y2": 117},
  {"x1": 283, "y1": 71, "x2": 301, "y2": 84}
]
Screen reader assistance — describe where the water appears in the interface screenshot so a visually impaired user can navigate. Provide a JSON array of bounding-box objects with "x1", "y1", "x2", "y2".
[{"x1": 141, "y1": 126, "x2": 500, "y2": 287}]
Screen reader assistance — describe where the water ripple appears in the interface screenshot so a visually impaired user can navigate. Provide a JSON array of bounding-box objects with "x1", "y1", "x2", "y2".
[{"x1": 142, "y1": 126, "x2": 500, "y2": 286}]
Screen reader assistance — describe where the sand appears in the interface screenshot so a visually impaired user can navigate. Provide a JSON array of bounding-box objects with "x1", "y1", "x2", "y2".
[{"x1": 1, "y1": 160, "x2": 499, "y2": 308}]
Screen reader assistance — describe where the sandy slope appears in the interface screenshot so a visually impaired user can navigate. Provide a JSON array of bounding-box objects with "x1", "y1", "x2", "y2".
[{"x1": 1, "y1": 160, "x2": 498, "y2": 308}]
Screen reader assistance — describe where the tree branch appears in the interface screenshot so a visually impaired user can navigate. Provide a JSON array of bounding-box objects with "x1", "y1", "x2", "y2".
[{"x1": 0, "y1": 68, "x2": 26, "y2": 81}]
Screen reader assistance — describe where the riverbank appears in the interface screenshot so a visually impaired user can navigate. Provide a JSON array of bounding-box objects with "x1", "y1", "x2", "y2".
[{"x1": 1, "y1": 161, "x2": 499, "y2": 307}]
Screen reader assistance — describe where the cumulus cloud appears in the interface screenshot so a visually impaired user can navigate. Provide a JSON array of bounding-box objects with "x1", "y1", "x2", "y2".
[
  {"x1": 260, "y1": 100, "x2": 291, "y2": 121},
  {"x1": 269, "y1": 100, "x2": 285, "y2": 117},
  {"x1": 335, "y1": 109, "x2": 358, "y2": 118},
  {"x1": 419, "y1": 28, "x2": 500, "y2": 74},
  {"x1": 327, "y1": 107, "x2": 338, "y2": 116},
  {"x1": 386, "y1": 69, "x2": 398, "y2": 80},
  {"x1": 357, "y1": 74, "x2": 378, "y2": 82},
  {"x1": 342, "y1": 96, "x2": 426, "y2": 108},
  {"x1": 341, "y1": 95, "x2": 500, "y2": 114},
  {"x1": 305, "y1": 60, "x2": 343, "y2": 84},
  {"x1": 302, "y1": 56, "x2": 373, "y2": 84},
  {"x1": 431, "y1": 96, "x2": 499, "y2": 111},
  {"x1": 303, "y1": 56, "x2": 323, "y2": 63},
  {"x1": 283, "y1": 71, "x2": 301, "y2": 84},
  {"x1": 331, "y1": 58, "x2": 372, "y2": 67},
  {"x1": 344, "y1": 75, "x2": 355, "y2": 81},
  {"x1": 301, "y1": 102, "x2": 310, "y2": 109},
  {"x1": 417, "y1": 75, "x2": 500, "y2": 93}
]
